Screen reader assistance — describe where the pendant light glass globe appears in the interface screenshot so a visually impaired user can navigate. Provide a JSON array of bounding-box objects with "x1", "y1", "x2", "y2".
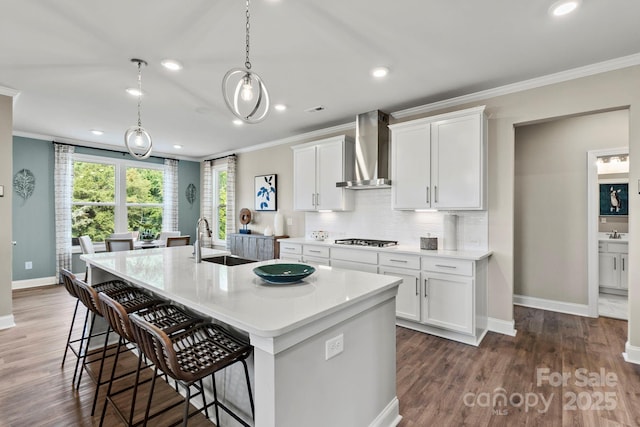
[
  {"x1": 222, "y1": 68, "x2": 270, "y2": 123},
  {"x1": 124, "y1": 58, "x2": 153, "y2": 159},
  {"x1": 124, "y1": 125, "x2": 152, "y2": 159}
]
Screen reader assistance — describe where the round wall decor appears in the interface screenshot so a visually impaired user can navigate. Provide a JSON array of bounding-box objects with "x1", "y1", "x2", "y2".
[{"x1": 13, "y1": 169, "x2": 36, "y2": 201}]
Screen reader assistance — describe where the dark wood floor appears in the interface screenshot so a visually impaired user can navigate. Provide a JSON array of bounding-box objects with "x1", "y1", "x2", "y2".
[{"x1": 2, "y1": 286, "x2": 640, "y2": 426}]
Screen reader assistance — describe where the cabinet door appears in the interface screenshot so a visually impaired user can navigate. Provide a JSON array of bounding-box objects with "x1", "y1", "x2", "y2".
[
  {"x1": 316, "y1": 140, "x2": 345, "y2": 210},
  {"x1": 421, "y1": 273, "x2": 474, "y2": 334},
  {"x1": 620, "y1": 254, "x2": 628, "y2": 289},
  {"x1": 293, "y1": 146, "x2": 317, "y2": 211},
  {"x1": 379, "y1": 266, "x2": 421, "y2": 322},
  {"x1": 256, "y1": 238, "x2": 275, "y2": 261},
  {"x1": 391, "y1": 123, "x2": 431, "y2": 209},
  {"x1": 598, "y1": 252, "x2": 619, "y2": 288},
  {"x1": 431, "y1": 113, "x2": 483, "y2": 209}
]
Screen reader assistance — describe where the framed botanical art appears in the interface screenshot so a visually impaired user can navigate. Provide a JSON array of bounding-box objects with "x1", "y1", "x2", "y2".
[
  {"x1": 599, "y1": 183, "x2": 628, "y2": 216},
  {"x1": 255, "y1": 174, "x2": 277, "y2": 211}
]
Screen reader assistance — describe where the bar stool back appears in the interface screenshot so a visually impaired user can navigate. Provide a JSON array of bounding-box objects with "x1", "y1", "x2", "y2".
[{"x1": 130, "y1": 314, "x2": 254, "y2": 427}]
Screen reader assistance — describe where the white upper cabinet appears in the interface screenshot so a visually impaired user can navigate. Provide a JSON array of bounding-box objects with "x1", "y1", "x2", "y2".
[
  {"x1": 292, "y1": 136, "x2": 354, "y2": 211},
  {"x1": 390, "y1": 106, "x2": 487, "y2": 210}
]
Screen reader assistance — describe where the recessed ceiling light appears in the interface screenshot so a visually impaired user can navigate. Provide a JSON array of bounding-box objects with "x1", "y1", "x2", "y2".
[
  {"x1": 274, "y1": 104, "x2": 287, "y2": 111},
  {"x1": 126, "y1": 87, "x2": 142, "y2": 97},
  {"x1": 173, "y1": 144, "x2": 183, "y2": 149},
  {"x1": 90, "y1": 129, "x2": 104, "y2": 136},
  {"x1": 161, "y1": 59, "x2": 183, "y2": 71},
  {"x1": 549, "y1": 0, "x2": 581, "y2": 16},
  {"x1": 371, "y1": 67, "x2": 389, "y2": 78},
  {"x1": 233, "y1": 119, "x2": 243, "y2": 125}
]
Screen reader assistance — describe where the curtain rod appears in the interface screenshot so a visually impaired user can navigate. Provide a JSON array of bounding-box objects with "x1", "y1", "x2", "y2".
[
  {"x1": 52, "y1": 141, "x2": 176, "y2": 162},
  {"x1": 204, "y1": 153, "x2": 236, "y2": 162}
]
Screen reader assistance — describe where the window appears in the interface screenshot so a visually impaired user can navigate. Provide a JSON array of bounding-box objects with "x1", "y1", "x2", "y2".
[
  {"x1": 213, "y1": 164, "x2": 228, "y2": 245},
  {"x1": 72, "y1": 154, "x2": 164, "y2": 242}
]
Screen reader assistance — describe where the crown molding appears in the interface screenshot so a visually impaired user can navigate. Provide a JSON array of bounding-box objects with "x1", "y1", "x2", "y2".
[
  {"x1": 12, "y1": 131, "x2": 202, "y2": 162},
  {"x1": 392, "y1": 53, "x2": 640, "y2": 119},
  {"x1": 201, "y1": 121, "x2": 354, "y2": 161}
]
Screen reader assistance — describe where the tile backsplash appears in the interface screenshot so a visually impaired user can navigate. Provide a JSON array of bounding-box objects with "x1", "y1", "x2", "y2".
[{"x1": 304, "y1": 189, "x2": 488, "y2": 250}]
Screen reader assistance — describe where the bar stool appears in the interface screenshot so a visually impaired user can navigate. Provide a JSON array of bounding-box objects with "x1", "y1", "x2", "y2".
[
  {"x1": 60, "y1": 269, "x2": 130, "y2": 385},
  {"x1": 130, "y1": 314, "x2": 255, "y2": 427},
  {"x1": 72, "y1": 277, "x2": 161, "y2": 416},
  {"x1": 97, "y1": 295, "x2": 204, "y2": 427}
]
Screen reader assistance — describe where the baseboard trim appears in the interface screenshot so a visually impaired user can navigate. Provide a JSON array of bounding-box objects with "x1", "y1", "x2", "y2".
[
  {"x1": 12, "y1": 276, "x2": 58, "y2": 290},
  {"x1": 514, "y1": 294, "x2": 590, "y2": 317},
  {"x1": 623, "y1": 341, "x2": 640, "y2": 365},
  {"x1": 369, "y1": 397, "x2": 402, "y2": 427},
  {"x1": 0, "y1": 314, "x2": 16, "y2": 330},
  {"x1": 487, "y1": 317, "x2": 517, "y2": 337}
]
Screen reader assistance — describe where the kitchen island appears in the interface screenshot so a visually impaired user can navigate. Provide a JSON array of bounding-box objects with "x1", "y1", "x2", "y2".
[{"x1": 82, "y1": 245, "x2": 402, "y2": 427}]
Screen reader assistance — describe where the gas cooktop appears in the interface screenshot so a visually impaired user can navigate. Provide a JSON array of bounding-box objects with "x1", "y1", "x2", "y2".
[{"x1": 334, "y1": 238, "x2": 398, "y2": 248}]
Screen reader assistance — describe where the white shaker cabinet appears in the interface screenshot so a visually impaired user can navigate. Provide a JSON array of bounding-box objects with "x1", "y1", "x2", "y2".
[
  {"x1": 378, "y1": 252, "x2": 421, "y2": 322},
  {"x1": 292, "y1": 136, "x2": 354, "y2": 211},
  {"x1": 421, "y1": 273, "x2": 473, "y2": 335},
  {"x1": 598, "y1": 241, "x2": 628, "y2": 293},
  {"x1": 390, "y1": 105, "x2": 487, "y2": 210}
]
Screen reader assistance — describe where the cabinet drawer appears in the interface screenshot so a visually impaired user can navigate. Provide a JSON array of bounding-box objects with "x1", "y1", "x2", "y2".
[
  {"x1": 379, "y1": 252, "x2": 420, "y2": 270},
  {"x1": 280, "y1": 243, "x2": 302, "y2": 255},
  {"x1": 332, "y1": 259, "x2": 379, "y2": 273},
  {"x1": 331, "y1": 248, "x2": 378, "y2": 265},
  {"x1": 303, "y1": 255, "x2": 330, "y2": 266},
  {"x1": 607, "y1": 242, "x2": 628, "y2": 254},
  {"x1": 422, "y1": 257, "x2": 473, "y2": 276},
  {"x1": 303, "y1": 245, "x2": 330, "y2": 258}
]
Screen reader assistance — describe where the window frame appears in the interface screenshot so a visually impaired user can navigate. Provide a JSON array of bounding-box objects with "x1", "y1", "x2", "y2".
[
  {"x1": 212, "y1": 163, "x2": 228, "y2": 247},
  {"x1": 72, "y1": 153, "x2": 165, "y2": 241}
]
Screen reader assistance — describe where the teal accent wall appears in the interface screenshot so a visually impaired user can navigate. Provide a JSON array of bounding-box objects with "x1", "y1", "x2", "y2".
[
  {"x1": 178, "y1": 161, "x2": 200, "y2": 243},
  {"x1": 12, "y1": 137, "x2": 55, "y2": 281},
  {"x1": 12, "y1": 136, "x2": 201, "y2": 281}
]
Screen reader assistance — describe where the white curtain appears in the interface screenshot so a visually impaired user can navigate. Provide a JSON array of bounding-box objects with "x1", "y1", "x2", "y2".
[
  {"x1": 54, "y1": 143, "x2": 74, "y2": 283},
  {"x1": 226, "y1": 156, "x2": 236, "y2": 247},
  {"x1": 201, "y1": 160, "x2": 213, "y2": 230},
  {"x1": 162, "y1": 159, "x2": 179, "y2": 231}
]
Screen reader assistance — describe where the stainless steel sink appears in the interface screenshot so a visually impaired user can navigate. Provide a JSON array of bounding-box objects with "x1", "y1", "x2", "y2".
[{"x1": 201, "y1": 255, "x2": 257, "y2": 266}]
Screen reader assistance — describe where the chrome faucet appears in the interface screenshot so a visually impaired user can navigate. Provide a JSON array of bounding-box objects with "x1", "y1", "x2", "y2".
[{"x1": 194, "y1": 217, "x2": 212, "y2": 263}]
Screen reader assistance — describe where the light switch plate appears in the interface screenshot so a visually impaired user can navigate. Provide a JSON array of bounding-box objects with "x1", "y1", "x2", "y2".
[{"x1": 0, "y1": 185, "x2": 3, "y2": 197}]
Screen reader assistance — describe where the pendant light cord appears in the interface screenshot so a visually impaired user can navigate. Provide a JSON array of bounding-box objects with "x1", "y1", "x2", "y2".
[
  {"x1": 137, "y1": 61, "x2": 143, "y2": 128},
  {"x1": 245, "y1": 0, "x2": 251, "y2": 70}
]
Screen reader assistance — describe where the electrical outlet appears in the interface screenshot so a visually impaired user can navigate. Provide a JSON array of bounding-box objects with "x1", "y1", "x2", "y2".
[
  {"x1": 287, "y1": 217, "x2": 293, "y2": 226},
  {"x1": 325, "y1": 333, "x2": 344, "y2": 360},
  {"x1": 601, "y1": 217, "x2": 607, "y2": 223},
  {"x1": 25, "y1": 261, "x2": 32, "y2": 270}
]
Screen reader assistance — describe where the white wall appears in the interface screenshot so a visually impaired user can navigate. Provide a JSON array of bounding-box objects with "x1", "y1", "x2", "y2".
[{"x1": 514, "y1": 109, "x2": 629, "y2": 305}]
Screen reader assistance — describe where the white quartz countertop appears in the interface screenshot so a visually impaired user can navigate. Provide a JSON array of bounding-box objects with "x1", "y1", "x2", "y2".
[
  {"x1": 278, "y1": 238, "x2": 492, "y2": 261},
  {"x1": 81, "y1": 246, "x2": 402, "y2": 338}
]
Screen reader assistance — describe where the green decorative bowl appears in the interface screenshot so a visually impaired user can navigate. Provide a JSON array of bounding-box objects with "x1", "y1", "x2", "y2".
[{"x1": 253, "y1": 264, "x2": 316, "y2": 284}]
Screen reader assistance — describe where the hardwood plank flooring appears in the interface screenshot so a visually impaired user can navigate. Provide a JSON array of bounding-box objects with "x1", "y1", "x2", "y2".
[{"x1": 2, "y1": 285, "x2": 640, "y2": 426}]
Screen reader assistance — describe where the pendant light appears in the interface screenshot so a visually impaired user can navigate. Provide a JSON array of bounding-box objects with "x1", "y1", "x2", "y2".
[
  {"x1": 124, "y1": 58, "x2": 153, "y2": 159},
  {"x1": 222, "y1": 0, "x2": 270, "y2": 124}
]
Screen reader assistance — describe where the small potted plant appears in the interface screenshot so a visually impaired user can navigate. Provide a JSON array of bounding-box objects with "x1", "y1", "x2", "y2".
[{"x1": 139, "y1": 229, "x2": 156, "y2": 242}]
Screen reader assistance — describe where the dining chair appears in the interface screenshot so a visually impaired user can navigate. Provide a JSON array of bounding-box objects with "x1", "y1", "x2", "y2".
[
  {"x1": 157, "y1": 231, "x2": 181, "y2": 242},
  {"x1": 105, "y1": 238, "x2": 135, "y2": 252},
  {"x1": 165, "y1": 235, "x2": 190, "y2": 247}
]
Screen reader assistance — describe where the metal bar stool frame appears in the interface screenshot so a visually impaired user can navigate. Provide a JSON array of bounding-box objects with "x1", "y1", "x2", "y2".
[
  {"x1": 130, "y1": 314, "x2": 255, "y2": 427},
  {"x1": 98, "y1": 296, "x2": 204, "y2": 427}
]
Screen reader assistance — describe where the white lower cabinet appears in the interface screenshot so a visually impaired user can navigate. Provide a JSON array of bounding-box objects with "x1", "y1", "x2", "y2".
[
  {"x1": 279, "y1": 240, "x2": 489, "y2": 345},
  {"x1": 379, "y1": 265, "x2": 421, "y2": 322},
  {"x1": 421, "y1": 272, "x2": 473, "y2": 335},
  {"x1": 598, "y1": 241, "x2": 628, "y2": 293}
]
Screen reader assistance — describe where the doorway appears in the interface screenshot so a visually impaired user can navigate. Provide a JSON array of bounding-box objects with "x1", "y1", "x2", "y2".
[{"x1": 587, "y1": 149, "x2": 629, "y2": 320}]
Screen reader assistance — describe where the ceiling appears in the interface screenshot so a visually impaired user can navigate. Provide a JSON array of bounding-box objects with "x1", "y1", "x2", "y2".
[{"x1": 2, "y1": 0, "x2": 640, "y2": 161}]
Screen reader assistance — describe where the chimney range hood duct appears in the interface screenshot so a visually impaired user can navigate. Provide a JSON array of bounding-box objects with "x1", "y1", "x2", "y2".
[{"x1": 336, "y1": 110, "x2": 391, "y2": 189}]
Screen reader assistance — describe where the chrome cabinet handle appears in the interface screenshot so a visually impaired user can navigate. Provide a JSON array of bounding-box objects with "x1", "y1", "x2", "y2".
[
  {"x1": 622, "y1": 258, "x2": 625, "y2": 271},
  {"x1": 614, "y1": 258, "x2": 616, "y2": 270},
  {"x1": 308, "y1": 249, "x2": 321, "y2": 253},
  {"x1": 435, "y1": 264, "x2": 457, "y2": 269},
  {"x1": 415, "y1": 277, "x2": 419, "y2": 296},
  {"x1": 424, "y1": 278, "x2": 428, "y2": 298},
  {"x1": 316, "y1": 193, "x2": 320, "y2": 207},
  {"x1": 389, "y1": 259, "x2": 408, "y2": 263},
  {"x1": 311, "y1": 193, "x2": 315, "y2": 206},
  {"x1": 435, "y1": 185, "x2": 438, "y2": 203},
  {"x1": 426, "y1": 186, "x2": 430, "y2": 204}
]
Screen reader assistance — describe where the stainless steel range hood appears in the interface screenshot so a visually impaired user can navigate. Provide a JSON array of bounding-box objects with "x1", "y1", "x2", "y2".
[{"x1": 336, "y1": 110, "x2": 391, "y2": 189}]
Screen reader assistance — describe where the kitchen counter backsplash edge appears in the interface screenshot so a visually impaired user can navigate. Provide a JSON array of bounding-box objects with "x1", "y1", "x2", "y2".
[{"x1": 278, "y1": 238, "x2": 491, "y2": 261}]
